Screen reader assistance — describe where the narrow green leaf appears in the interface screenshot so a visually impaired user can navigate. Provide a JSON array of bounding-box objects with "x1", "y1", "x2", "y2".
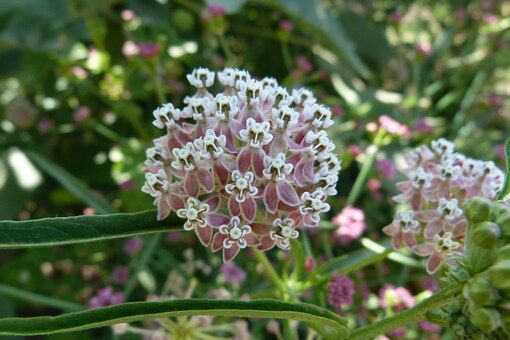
[
  {"x1": 272, "y1": 0, "x2": 371, "y2": 79},
  {"x1": 0, "y1": 284, "x2": 84, "y2": 312},
  {"x1": 497, "y1": 138, "x2": 510, "y2": 201},
  {"x1": 0, "y1": 299, "x2": 348, "y2": 338},
  {"x1": 0, "y1": 210, "x2": 181, "y2": 248},
  {"x1": 24, "y1": 150, "x2": 115, "y2": 214}
]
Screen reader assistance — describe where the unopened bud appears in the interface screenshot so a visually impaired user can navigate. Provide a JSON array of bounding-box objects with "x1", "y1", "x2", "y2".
[
  {"x1": 490, "y1": 201, "x2": 510, "y2": 222},
  {"x1": 498, "y1": 244, "x2": 510, "y2": 261},
  {"x1": 496, "y1": 211, "x2": 510, "y2": 237},
  {"x1": 473, "y1": 222, "x2": 501, "y2": 248},
  {"x1": 464, "y1": 275, "x2": 497, "y2": 305},
  {"x1": 490, "y1": 260, "x2": 510, "y2": 289},
  {"x1": 470, "y1": 307, "x2": 502, "y2": 334},
  {"x1": 464, "y1": 197, "x2": 492, "y2": 223}
]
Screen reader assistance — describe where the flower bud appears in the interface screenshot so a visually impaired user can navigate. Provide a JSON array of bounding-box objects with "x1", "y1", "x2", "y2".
[
  {"x1": 495, "y1": 211, "x2": 510, "y2": 237},
  {"x1": 473, "y1": 222, "x2": 501, "y2": 248},
  {"x1": 464, "y1": 197, "x2": 493, "y2": 223},
  {"x1": 490, "y1": 260, "x2": 510, "y2": 289},
  {"x1": 463, "y1": 275, "x2": 497, "y2": 305},
  {"x1": 498, "y1": 244, "x2": 510, "y2": 260},
  {"x1": 470, "y1": 307, "x2": 502, "y2": 334},
  {"x1": 490, "y1": 201, "x2": 510, "y2": 222}
]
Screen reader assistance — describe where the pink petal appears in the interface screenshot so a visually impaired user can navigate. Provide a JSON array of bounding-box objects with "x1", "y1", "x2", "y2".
[
  {"x1": 251, "y1": 223, "x2": 272, "y2": 235},
  {"x1": 294, "y1": 160, "x2": 307, "y2": 186},
  {"x1": 214, "y1": 162, "x2": 230, "y2": 185},
  {"x1": 258, "y1": 235, "x2": 276, "y2": 251},
  {"x1": 426, "y1": 252, "x2": 442, "y2": 274},
  {"x1": 184, "y1": 172, "x2": 199, "y2": 196},
  {"x1": 241, "y1": 196, "x2": 257, "y2": 221},
  {"x1": 230, "y1": 119, "x2": 245, "y2": 138},
  {"x1": 207, "y1": 213, "x2": 231, "y2": 228},
  {"x1": 415, "y1": 210, "x2": 438, "y2": 221},
  {"x1": 228, "y1": 195, "x2": 241, "y2": 216},
  {"x1": 205, "y1": 196, "x2": 220, "y2": 212},
  {"x1": 244, "y1": 233, "x2": 261, "y2": 246},
  {"x1": 403, "y1": 232, "x2": 417, "y2": 248},
  {"x1": 452, "y1": 219, "x2": 467, "y2": 238},
  {"x1": 392, "y1": 190, "x2": 413, "y2": 203},
  {"x1": 276, "y1": 181, "x2": 300, "y2": 206},
  {"x1": 382, "y1": 224, "x2": 398, "y2": 236},
  {"x1": 303, "y1": 159, "x2": 316, "y2": 182},
  {"x1": 212, "y1": 233, "x2": 226, "y2": 252},
  {"x1": 270, "y1": 134, "x2": 287, "y2": 156},
  {"x1": 237, "y1": 148, "x2": 252, "y2": 173},
  {"x1": 197, "y1": 168, "x2": 215, "y2": 193},
  {"x1": 392, "y1": 231, "x2": 403, "y2": 249},
  {"x1": 252, "y1": 148, "x2": 266, "y2": 178},
  {"x1": 223, "y1": 244, "x2": 240, "y2": 262},
  {"x1": 195, "y1": 226, "x2": 213, "y2": 246},
  {"x1": 424, "y1": 218, "x2": 443, "y2": 239},
  {"x1": 168, "y1": 195, "x2": 185, "y2": 211},
  {"x1": 263, "y1": 183, "x2": 279, "y2": 214},
  {"x1": 157, "y1": 197, "x2": 171, "y2": 220},
  {"x1": 412, "y1": 244, "x2": 434, "y2": 256},
  {"x1": 396, "y1": 181, "x2": 413, "y2": 191},
  {"x1": 411, "y1": 192, "x2": 422, "y2": 210}
]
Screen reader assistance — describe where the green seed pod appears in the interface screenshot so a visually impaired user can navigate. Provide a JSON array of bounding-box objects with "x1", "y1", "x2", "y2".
[
  {"x1": 473, "y1": 222, "x2": 501, "y2": 248},
  {"x1": 490, "y1": 201, "x2": 510, "y2": 222},
  {"x1": 470, "y1": 307, "x2": 502, "y2": 334},
  {"x1": 464, "y1": 197, "x2": 493, "y2": 223},
  {"x1": 496, "y1": 211, "x2": 510, "y2": 237},
  {"x1": 464, "y1": 275, "x2": 497, "y2": 305},
  {"x1": 490, "y1": 260, "x2": 510, "y2": 289}
]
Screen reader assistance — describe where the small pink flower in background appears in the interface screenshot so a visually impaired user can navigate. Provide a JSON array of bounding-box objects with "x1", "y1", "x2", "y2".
[
  {"x1": 112, "y1": 266, "x2": 129, "y2": 285},
  {"x1": 83, "y1": 207, "x2": 95, "y2": 215},
  {"x1": 37, "y1": 118, "x2": 54, "y2": 134},
  {"x1": 414, "y1": 118, "x2": 434, "y2": 134},
  {"x1": 206, "y1": 4, "x2": 227, "y2": 17},
  {"x1": 118, "y1": 179, "x2": 135, "y2": 191},
  {"x1": 121, "y1": 9, "x2": 135, "y2": 21},
  {"x1": 279, "y1": 19, "x2": 294, "y2": 32},
  {"x1": 138, "y1": 42, "x2": 159, "y2": 58},
  {"x1": 389, "y1": 12, "x2": 404, "y2": 22},
  {"x1": 88, "y1": 286, "x2": 125, "y2": 309},
  {"x1": 220, "y1": 262, "x2": 247, "y2": 284},
  {"x1": 368, "y1": 178, "x2": 382, "y2": 200},
  {"x1": 73, "y1": 106, "x2": 91, "y2": 123},
  {"x1": 327, "y1": 274, "x2": 355, "y2": 309},
  {"x1": 71, "y1": 66, "x2": 87, "y2": 79},
  {"x1": 454, "y1": 9, "x2": 467, "y2": 21},
  {"x1": 488, "y1": 94, "x2": 503, "y2": 107},
  {"x1": 416, "y1": 42, "x2": 432, "y2": 56},
  {"x1": 122, "y1": 41, "x2": 139, "y2": 57},
  {"x1": 166, "y1": 232, "x2": 182, "y2": 244},
  {"x1": 376, "y1": 158, "x2": 397, "y2": 180},
  {"x1": 331, "y1": 105, "x2": 344, "y2": 117},
  {"x1": 296, "y1": 56, "x2": 313, "y2": 72},
  {"x1": 332, "y1": 206, "x2": 366, "y2": 245},
  {"x1": 483, "y1": 13, "x2": 498, "y2": 24},
  {"x1": 421, "y1": 277, "x2": 439, "y2": 292},
  {"x1": 496, "y1": 144, "x2": 506, "y2": 161},
  {"x1": 379, "y1": 285, "x2": 415, "y2": 312},
  {"x1": 378, "y1": 115, "x2": 410, "y2": 138},
  {"x1": 305, "y1": 257, "x2": 316, "y2": 271},
  {"x1": 348, "y1": 144, "x2": 362, "y2": 157},
  {"x1": 123, "y1": 237, "x2": 143, "y2": 255}
]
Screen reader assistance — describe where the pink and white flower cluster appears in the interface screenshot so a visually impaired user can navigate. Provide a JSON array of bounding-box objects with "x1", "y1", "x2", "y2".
[
  {"x1": 142, "y1": 68, "x2": 340, "y2": 262},
  {"x1": 383, "y1": 139, "x2": 504, "y2": 274}
]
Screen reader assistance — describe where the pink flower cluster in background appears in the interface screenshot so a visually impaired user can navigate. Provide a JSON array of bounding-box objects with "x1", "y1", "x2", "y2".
[{"x1": 142, "y1": 68, "x2": 340, "y2": 261}]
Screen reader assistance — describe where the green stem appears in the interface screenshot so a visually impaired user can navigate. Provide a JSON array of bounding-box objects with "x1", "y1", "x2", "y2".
[
  {"x1": 217, "y1": 34, "x2": 236, "y2": 66},
  {"x1": 348, "y1": 283, "x2": 462, "y2": 339},
  {"x1": 0, "y1": 284, "x2": 84, "y2": 312},
  {"x1": 252, "y1": 249, "x2": 286, "y2": 293}
]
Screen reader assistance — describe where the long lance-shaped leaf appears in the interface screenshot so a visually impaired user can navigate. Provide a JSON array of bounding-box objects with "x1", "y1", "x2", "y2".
[
  {"x1": 0, "y1": 299, "x2": 348, "y2": 339},
  {"x1": 0, "y1": 284, "x2": 84, "y2": 312},
  {"x1": 23, "y1": 150, "x2": 116, "y2": 214},
  {"x1": 0, "y1": 210, "x2": 182, "y2": 248}
]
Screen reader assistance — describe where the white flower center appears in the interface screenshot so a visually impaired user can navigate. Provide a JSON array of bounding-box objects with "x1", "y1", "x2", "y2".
[
  {"x1": 229, "y1": 227, "x2": 242, "y2": 240},
  {"x1": 281, "y1": 226, "x2": 293, "y2": 238},
  {"x1": 236, "y1": 178, "x2": 248, "y2": 190}
]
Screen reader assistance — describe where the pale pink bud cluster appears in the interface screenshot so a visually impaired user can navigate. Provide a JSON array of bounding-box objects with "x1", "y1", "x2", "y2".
[
  {"x1": 383, "y1": 139, "x2": 504, "y2": 274},
  {"x1": 142, "y1": 68, "x2": 340, "y2": 262}
]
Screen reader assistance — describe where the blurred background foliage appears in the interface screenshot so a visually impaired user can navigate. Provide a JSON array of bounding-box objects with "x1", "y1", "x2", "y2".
[{"x1": 0, "y1": 0, "x2": 508, "y2": 337}]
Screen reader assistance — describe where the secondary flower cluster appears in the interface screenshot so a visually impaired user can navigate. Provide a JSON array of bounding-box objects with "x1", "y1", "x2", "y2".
[
  {"x1": 383, "y1": 139, "x2": 504, "y2": 274},
  {"x1": 142, "y1": 68, "x2": 340, "y2": 261}
]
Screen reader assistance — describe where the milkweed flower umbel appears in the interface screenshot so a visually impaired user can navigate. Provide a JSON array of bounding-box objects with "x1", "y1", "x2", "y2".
[
  {"x1": 142, "y1": 68, "x2": 340, "y2": 261},
  {"x1": 383, "y1": 139, "x2": 504, "y2": 273}
]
